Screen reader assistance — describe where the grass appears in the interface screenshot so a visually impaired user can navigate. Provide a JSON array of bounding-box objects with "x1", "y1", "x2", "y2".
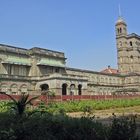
[
  {"x1": 1, "y1": 98, "x2": 140, "y2": 114},
  {"x1": 39, "y1": 98, "x2": 140, "y2": 114}
]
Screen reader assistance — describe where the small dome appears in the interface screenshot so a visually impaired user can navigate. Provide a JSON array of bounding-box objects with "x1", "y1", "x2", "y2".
[{"x1": 116, "y1": 17, "x2": 126, "y2": 25}]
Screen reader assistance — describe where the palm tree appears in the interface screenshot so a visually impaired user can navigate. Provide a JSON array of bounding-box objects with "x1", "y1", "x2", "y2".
[{"x1": 0, "y1": 92, "x2": 39, "y2": 116}]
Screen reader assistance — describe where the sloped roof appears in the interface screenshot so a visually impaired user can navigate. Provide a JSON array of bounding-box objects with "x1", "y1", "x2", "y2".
[
  {"x1": 101, "y1": 66, "x2": 118, "y2": 74},
  {"x1": 1, "y1": 56, "x2": 31, "y2": 66},
  {"x1": 37, "y1": 58, "x2": 65, "y2": 68}
]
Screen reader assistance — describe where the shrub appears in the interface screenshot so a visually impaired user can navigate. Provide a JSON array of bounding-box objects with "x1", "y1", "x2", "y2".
[
  {"x1": 0, "y1": 93, "x2": 39, "y2": 116},
  {"x1": 0, "y1": 101, "x2": 12, "y2": 112},
  {"x1": 0, "y1": 109, "x2": 139, "y2": 140},
  {"x1": 108, "y1": 115, "x2": 138, "y2": 140}
]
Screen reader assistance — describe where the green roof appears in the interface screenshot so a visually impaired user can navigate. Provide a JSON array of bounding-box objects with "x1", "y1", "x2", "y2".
[
  {"x1": 37, "y1": 58, "x2": 65, "y2": 67},
  {"x1": 2, "y1": 56, "x2": 31, "y2": 66}
]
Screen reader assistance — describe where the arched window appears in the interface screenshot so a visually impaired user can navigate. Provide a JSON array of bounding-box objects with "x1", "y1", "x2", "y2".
[
  {"x1": 40, "y1": 84, "x2": 49, "y2": 91},
  {"x1": 100, "y1": 88, "x2": 103, "y2": 95},
  {"x1": 130, "y1": 41, "x2": 133, "y2": 46},
  {"x1": 20, "y1": 84, "x2": 28, "y2": 94},
  {"x1": 78, "y1": 84, "x2": 82, "y2": 95},
  {"x1": 62, "y1": 83, "x2": 67, "y2": 95},
  {"x1": 119, "y1": 41, "x2": 122, "y2": 46},
  {"x1": 70, "y1": 84, "x2": 75, "y2": 95},
  {"x1": 0, "y1": 84, "x2": 8, "y2": 93},
  {"x1": 120, "y1": 28, "x2": 122, "y2": 33},
  {"x1": 130, "y1": 55, "x2": 133, "y2": 62},
  {"x1": 113, "y1": 79, "x2": 115, "y2": 84},
  {"x1": 11, "y1": 84, "x2": 18, "y2": 94},
  {"x1": 109, "y1": 78, "x2": 112, "y2": 83},
  {"x1": 40, "y1": 84, "x2": 49, "y2": 95},
  {"x1": 117, "y1": 28, "x2": 120, "y2": 34}
]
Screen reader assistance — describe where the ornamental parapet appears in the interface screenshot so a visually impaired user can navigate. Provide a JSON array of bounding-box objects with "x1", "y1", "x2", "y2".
[
  {"x1": 0, "y1": 74, "x2": 30, "y2": 81},
  {"x1": 37, "y1": 73, "x2": 88, "y2": 81}
]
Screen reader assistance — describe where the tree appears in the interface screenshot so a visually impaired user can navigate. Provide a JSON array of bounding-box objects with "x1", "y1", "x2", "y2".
[{"x1": 0, "y1": 92, "x2": 39, "y2": 116}]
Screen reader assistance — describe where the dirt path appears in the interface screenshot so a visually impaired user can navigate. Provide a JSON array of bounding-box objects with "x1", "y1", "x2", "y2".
[
  {"x1": 67, "y1": 105, "x2": 140, "y2": 119},
  {"x1": 67, "y1": 106, "x2": 140, "y2": 136}
]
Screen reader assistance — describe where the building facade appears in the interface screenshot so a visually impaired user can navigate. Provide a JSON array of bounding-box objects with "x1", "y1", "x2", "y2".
[{"x1": 0, "y1": 16, "x2": 140, "y2": 95}]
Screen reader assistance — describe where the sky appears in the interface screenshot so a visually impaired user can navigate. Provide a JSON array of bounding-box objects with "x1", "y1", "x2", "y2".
[{"x1": 0, "y1": 0, "x2": 140, "y2": 71}]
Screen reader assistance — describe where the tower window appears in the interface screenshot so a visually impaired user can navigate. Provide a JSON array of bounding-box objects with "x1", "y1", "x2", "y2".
[
  {"x1": 120, "y1": 28, "x2": 122, "y2": 33},
  {"x1": 117, "y1": 28, "x2": 120, "y2": 34},
  {"x1": 130, "y1": 55, "x2": 133, "y2": 62},
  {"x1": 130, "y1": 41, "x2": 133, "y2": 46},
  {"x1": 55, "y1": 68, "x2": 59, "y2": 73},
  {"x1": 119, "y1": 41, "x2": 122, "y2": 46}
]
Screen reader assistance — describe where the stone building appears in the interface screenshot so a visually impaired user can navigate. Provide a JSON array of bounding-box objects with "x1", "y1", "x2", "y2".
[
  {"x1": 116, "y1": 17, "x2": 140, "y2": 74},
  {"x1": 0, "y1": 16, "x2": 140, "y2": 95}
]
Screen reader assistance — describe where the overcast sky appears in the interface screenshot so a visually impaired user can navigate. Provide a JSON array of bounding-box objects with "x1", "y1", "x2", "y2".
[{"x1": 0, "y1": 0, "x2": 140, "y2": 71}]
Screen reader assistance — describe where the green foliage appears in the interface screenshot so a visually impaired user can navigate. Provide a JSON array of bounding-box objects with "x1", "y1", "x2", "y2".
[
  {"x1": 0, "y1": 101, "x2": 12, "y2": 112},
  {"x1": 108, "y1": 115, "x2": 138, "y2": 140},
  {"x1": 0, "y1": 111, "x2": 138, "y2": 140},
  {"x1": 37, "y1": 98, "x2": 140, "y2": 114},
  {"x1": 47, "y1": 90, "x2": 56, "y2": 97},
  {"x1": 0, "y1": 93, "x2": 39, "y2": 116},
  {"x1": 0, "y1": 98, "x2": 139, "y2": 140},
  {"x1": 0, "y1": 128, "x2": 16, "y2": 140},
  {"x1": 0, "y1": 112, "x2": 107, "y2": 140},
  {"x1": 1, "y1": 98, "x2": 140, "y2": 114}
]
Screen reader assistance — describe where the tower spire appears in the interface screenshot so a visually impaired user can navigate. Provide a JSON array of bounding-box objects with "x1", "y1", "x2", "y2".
[
  {"x1": 118, "y1": 4, "x2": 122, "y2": 17},
  {"x1": 116, "y1": 4, "x2": 126, "y2": 25}
]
